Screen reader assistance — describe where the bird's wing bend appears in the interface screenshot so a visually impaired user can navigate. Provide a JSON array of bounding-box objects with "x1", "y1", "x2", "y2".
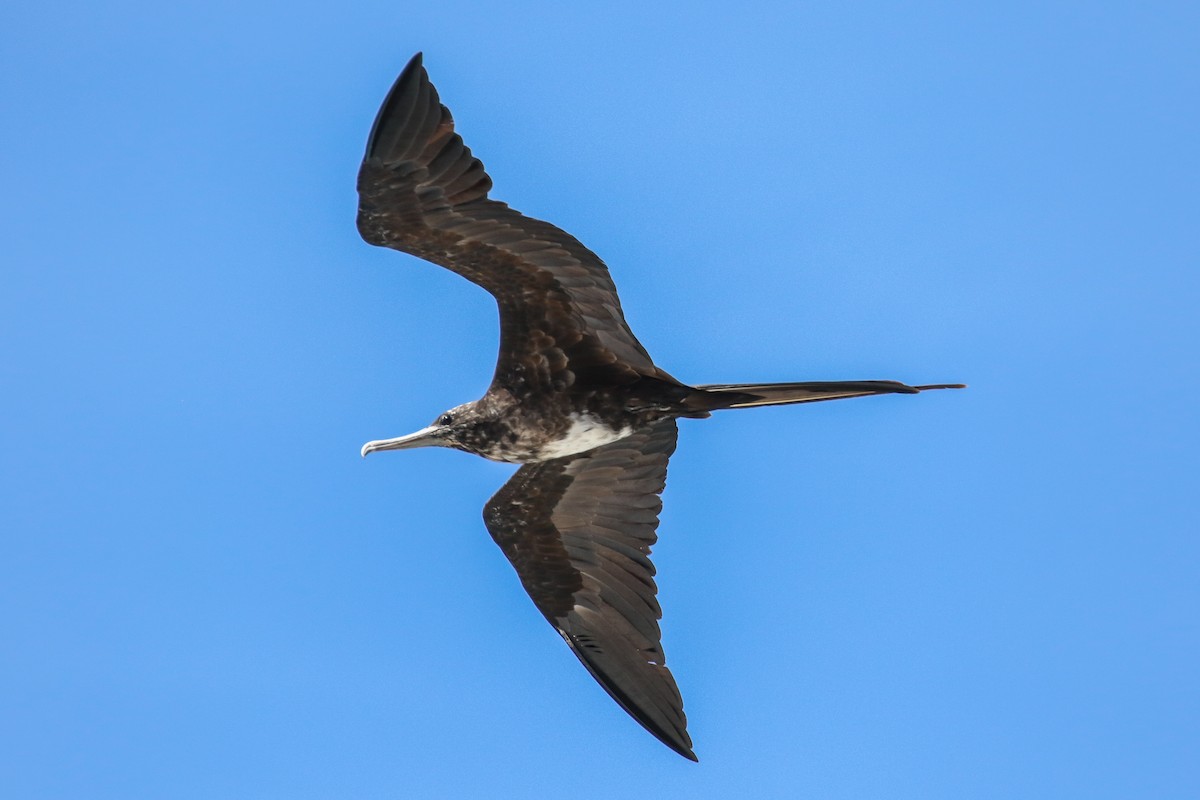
[
  {"x1": 357, "y1": 53, "x2": 660, "y2": 393},
  {"x1": 482, "y1": 419, "x2": 695, "y2": 760}
]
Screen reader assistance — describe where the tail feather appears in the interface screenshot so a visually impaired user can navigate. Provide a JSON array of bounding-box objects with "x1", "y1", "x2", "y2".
[{"x1": 689, "y1": 380, "x2": 965, "y2": 411}]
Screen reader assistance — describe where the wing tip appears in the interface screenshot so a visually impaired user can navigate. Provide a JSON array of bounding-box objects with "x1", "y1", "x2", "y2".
[
  {"x1": 675, "y1": 742, "x2": 700, "y2": 762},
  {"x1": 363, "y1": 51, "x2": 431, "y2": 161},
  {"x1": 563, "y1": 632, "x2": 697, "y2": 761},
  {"x1": 658, "y1": 727, "x2": 699, "y2": 762},
  {"x1": 402, "y1": 51, "x2": 425, "y2": 82}
]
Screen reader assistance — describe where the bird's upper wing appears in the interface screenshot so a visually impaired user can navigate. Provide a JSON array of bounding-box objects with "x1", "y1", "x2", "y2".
[
  {"x1": 482, "y1": 419, "x2": 695, "y2": 760},
  {"x1": 357, "y1": 53, "x2": 660, "y2": 393}
]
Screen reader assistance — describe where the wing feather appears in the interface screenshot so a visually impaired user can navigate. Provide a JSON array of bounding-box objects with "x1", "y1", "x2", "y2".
[
  {"x1": 482, "y1": 420, "x2": 695, "y2": 760},
  {"x1": 357, "y1": 54, "x2": 662, "y2": 392}
]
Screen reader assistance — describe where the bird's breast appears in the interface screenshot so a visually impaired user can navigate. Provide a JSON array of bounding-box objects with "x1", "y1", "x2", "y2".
[{"x1": 533, "y1": 413, "x2": 634, "y2": 461}]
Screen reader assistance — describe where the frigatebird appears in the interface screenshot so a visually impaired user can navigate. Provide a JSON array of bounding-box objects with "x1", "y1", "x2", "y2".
[{"x1": 356, "y1": 53, "x2": 962, "y2": 761}]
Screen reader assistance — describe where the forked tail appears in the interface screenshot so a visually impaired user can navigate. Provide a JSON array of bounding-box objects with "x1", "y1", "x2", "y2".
[{"x1": 687, "y1": 380, "x2": 965, "y2": 411}]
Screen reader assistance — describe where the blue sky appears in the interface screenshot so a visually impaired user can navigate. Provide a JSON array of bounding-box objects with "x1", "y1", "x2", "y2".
[{"x1": 2, "y1": 1, "x2": 1197, "y2": 797}]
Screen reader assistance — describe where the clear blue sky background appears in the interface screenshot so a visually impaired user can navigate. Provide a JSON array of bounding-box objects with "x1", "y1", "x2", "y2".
[{"x1": 2, "y1": 2, "x2": 1197, "y2": 798}]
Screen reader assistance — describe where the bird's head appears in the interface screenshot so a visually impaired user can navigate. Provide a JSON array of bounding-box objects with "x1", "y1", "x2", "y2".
[{"x1": 360, "y1": 400, "x2": 495, "y2": 458}]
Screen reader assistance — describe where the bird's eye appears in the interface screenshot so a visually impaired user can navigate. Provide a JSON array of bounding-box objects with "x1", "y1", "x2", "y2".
[{"x1": 437, "y1": 413, "x2": 454, "y2": 426}]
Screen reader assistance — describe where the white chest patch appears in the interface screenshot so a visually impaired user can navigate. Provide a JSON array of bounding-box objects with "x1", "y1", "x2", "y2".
[{"x1": 538, "y1": 414, "x2": 633, "y2": 459}]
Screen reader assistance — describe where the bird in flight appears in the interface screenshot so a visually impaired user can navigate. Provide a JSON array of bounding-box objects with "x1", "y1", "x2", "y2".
[{"x1": 356, "y1": 53, "x2": 962, "y2": 761}]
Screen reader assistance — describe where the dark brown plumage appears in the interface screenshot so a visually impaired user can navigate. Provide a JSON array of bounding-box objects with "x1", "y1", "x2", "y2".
[
  {"x1": 356, "y1": 53, "x2": 962, "y2": 761},
  {"x1": 484, "y1": 419, "x2": 686, "y2": 755}
]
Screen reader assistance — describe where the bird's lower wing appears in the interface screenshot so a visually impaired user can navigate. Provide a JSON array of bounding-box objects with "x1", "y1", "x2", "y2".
[{"x1": 482, "y1": 419, "x2": 695, "y2": 760}]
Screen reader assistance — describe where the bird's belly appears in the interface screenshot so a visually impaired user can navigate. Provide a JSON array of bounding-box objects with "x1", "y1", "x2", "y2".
[{"x1": 534, "y1": 414, "x2": 634, "y2": 460}]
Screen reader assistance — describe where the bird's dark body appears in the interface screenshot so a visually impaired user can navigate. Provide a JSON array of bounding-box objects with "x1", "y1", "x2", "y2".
[
  {"x1": 426, "y1": 383, "x2": 687, "y2": 463},
  {"x1": 356, "y1": 53, "x2": 962, "y2": 761}
]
